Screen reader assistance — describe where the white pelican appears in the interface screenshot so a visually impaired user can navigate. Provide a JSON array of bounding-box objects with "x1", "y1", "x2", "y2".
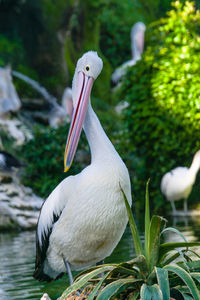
[
  {"x1": 161, "y1": 150, "x2": 200, "y2": 215},
  {"x1": 49, "y1": 88, "x2": 73, "y2": 128},
  {"x1": 34, "y1": 51, "x2": 132, "y2": 283},
  {"x1": 112, "y1": 22, "x2": 146, "y2": 84}
]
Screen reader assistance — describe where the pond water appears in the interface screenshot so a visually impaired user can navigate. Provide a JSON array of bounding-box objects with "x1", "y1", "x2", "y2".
[{"x1": 0, "y1": 216, "x2": 200, "y2": 300}]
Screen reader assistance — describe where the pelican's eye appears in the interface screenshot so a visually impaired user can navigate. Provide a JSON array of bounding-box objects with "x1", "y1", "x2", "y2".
[{"x1": 85, "y1": 65, "x2": 90, "y2": 72}]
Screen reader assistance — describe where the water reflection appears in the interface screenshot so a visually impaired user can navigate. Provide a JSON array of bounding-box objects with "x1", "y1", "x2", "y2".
[{"x1": 0, "y1": 217, "x2": 200, "y2": 300}]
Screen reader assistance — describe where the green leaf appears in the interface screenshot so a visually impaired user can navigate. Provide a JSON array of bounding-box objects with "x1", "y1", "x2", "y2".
[
  {"x1": 120, "y1": 185, "x2": 143, "y2": 256},
  {"x1": 127, "y1": 255, "x2": 148, "y2": 277},
  {"x1": 96, "y1": 278, "x2": 143, "y2": 300},
  {"x1": 176, "y1": 287, "x2": 194, "y2": 300},
  {"x1": 140, "y1": 283, "x2": 152, "y2": 300},
  {"x1": 60, "y1": 265, "x2": 115, "y2": 299},
  {"x1": 185, "y1": 259, "x2": 200, "y2": 271},
  {"x1": 191, "y1": 272, "x2": 200, "y2": 284},
  {"x1": 164, "y1": 264, "x2": 200, "y2": 300},
  {"x1": 161, "y1": 227, "x2": 187, "y2": 243},
  {"x1": 161, "y1": 250, "x2": 183, "y2": 266},
  {"x1": 145, "y1": 179, "x2": 150, "y2": 257},
  {"x1": 130, "y1": 292, "x2": 140, "y2": 300},
  {"x1": 155, "y1": 267, "x2": 170, "y2": 300},
  {"x1": 159, "y1": 242, "x2": 200, "y2": 262},
  {"x1": 87, "y1": 272, "x2": 112, "y2": 300},
  {"x1": 149, "y1": 284, "x2": 163, "y2": 300},
  {"x1": 147, "y1": 215, "x2": 165, "y2": 271},
  {"x1": 110, "y1": 265, "x2": 138, "y2": 277}
]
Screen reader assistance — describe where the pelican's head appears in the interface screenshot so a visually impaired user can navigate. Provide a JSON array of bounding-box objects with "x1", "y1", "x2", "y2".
[
  {"x1": 64, "y1": 51, "x2": 103, "y2": 172},
  {"x1": 131, "y1": 22, "x2": 146, "y2": 61}
]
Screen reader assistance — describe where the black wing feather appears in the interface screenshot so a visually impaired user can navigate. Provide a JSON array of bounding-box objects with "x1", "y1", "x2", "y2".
[
  {"x1": 0, "y1": 151, "x2": 24, "y2": 168},
  {"x1": 33, "y1": 206, "x2": 63, "y2": 282}
]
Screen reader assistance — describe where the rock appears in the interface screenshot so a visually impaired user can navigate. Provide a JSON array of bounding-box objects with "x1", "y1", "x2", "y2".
[
  {"x1": 0, "y1": 181, "x2": 43, "y2": 231},
  {"x1": 0, "y1": 118, "x2": 33, "y2": 146}
]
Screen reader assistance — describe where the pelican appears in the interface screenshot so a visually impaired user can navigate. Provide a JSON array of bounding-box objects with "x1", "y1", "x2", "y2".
[
  {"x1": 49, "y1": 88, "x2": 73, "y2": 128},
  {"x1": 0, "y1": 151, "x2": 23, "y2": 180},
  {"x1": 111, "y1": 22, "x2": 146, "y2": 84},
  {"x1": 34, "y1": 51, "x2": 132, "y2": 283},
  {"x1": 0, "y1": 137, "x2": 24, "y2": 180},
  {"x1": 161, "y1": 150, "x2": 200, "y2": 215}
]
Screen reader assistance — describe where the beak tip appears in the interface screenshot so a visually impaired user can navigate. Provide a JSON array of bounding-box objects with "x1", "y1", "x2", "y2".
[{"x1": 64, "y1": 166, "x2": 70, "y2": 173}]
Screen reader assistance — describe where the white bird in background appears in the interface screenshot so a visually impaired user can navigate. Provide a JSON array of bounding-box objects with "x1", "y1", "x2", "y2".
[
  {"x1": 112, "y1": 21, "x2": 146, "y2": 84},
  {"x1": 161, "y1": 150, "x2": 200, "y2": 215},
  {"x1": 48, "y1": 88, "x2": 73, "y2": 128},
  {"x1": 34, "y1": 51, "x2": 132, "y2": 284},
  {"x1": 0, "y1": 66, "x2": 21, "y2": 116}
]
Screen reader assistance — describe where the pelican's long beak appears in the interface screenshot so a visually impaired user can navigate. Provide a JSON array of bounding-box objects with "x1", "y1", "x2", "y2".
[{"x1": 64, "y1": 71, "x2": 94, "y2": 172}]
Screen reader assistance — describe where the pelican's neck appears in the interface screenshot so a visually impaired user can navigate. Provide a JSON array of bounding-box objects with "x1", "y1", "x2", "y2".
[
  {"x1": 83, "y1": 101, "x2": 119, "y2": 163},
  {"x1": 189, "y1": 154, "x2": 200, "y2": 177},
  {"x1": 131, "y1": 41, "x2": 141, "y2": 62}
]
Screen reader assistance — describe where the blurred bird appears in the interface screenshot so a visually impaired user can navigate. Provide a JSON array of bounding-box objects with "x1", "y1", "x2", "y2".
[
  {"x1": 48, "y1": 88, "x2": 73, "y2": 128},
  {"x1": 0, "y1": 137, "x2": 24, "y2": 181},
  {"x1": 34, "y1": 51, "x2": 131, "y2": 284},
  {"x1": 161, "y1": 150, "x2": 200, "y2": 215},
  {"x1": 112, "y1": 22, "x2": 146, "y2": 84}
]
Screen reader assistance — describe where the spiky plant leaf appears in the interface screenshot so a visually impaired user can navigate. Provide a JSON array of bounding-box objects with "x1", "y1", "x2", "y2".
[
  {"x1": 159, "y1": 242, "x2": 200, "y2": 262},
  {"x1": 155, "y1": 267, "x2": 170, "y2": 300},
  {"x1": 147, "y1": 215, "x2": 165, "y2": 271},
  {"x1": 140, "y1": 283, "x2": 152, "y2": 300},
  {"x1": 161, "y1": 227, "x2": 187, "y2": 243},
  {"x1": 164, "y1": 264, "x2": 200, "y2": 300},
  {"x1": 149, "y1": 284, "x2": 163, "y2": 299},
  {"x1": 128, "y1": 255, "x2": 149, "y2": 278},
  {"x1": 60, "y1": 265, "x2": 115, "y2": 299},
  {"x1": 161, "y1": 250, "x2": 184, "y2": 266},
  {"x1": 87, "y1": 273, "x2": 110, "y2": 300},
  {"x1": 120, "y1": 186, "x2": 143, "y2": 256},
  {"x1": 145, "y1": 179, "x2": 150, "y2": 256},
  {"x1": 96, "y1": 278, "x2": 143, "y2": 300},
  {"x1": 190, "y1": 272, "x2": 200, "y2": 284}
]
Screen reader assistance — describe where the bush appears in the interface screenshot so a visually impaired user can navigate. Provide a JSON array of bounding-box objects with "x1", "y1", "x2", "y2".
[
  {"x1": 118, "y1": 0, "x2": 200, "y2": 212},
  {"x1": 60, "y1": 183, "x2": 200, "y2": 299}
]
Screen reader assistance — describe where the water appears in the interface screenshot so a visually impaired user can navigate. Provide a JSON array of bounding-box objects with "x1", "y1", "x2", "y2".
[{"x1": 0, "y1": 217, "x2": 200, "y2": 300}]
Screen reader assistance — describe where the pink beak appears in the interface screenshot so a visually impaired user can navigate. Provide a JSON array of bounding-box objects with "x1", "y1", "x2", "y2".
[{"x1": 64, "y1": 72, "x2": 94, "y2": 172}]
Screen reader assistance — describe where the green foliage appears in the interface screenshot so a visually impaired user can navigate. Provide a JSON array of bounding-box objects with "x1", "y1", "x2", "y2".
[
  {"x1": 60, "y1": 184, "x2": 200, "y2": 299},
  {"x1": 117, "y1": 0, "x2": 200, "y2": 212},
  {"x1": 0, "y1": 34, "x2": 25, "y2": 67}
]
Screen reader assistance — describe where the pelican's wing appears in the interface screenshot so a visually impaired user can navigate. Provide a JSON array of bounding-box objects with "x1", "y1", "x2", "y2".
[{"x1": 34, "y1": 176, "x2": 74, "y2": 281}]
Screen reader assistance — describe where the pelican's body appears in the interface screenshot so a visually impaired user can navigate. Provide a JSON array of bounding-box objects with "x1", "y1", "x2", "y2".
[
  {"x1": 161, "y1": 150, "x2": 200, "y2": 214},
  {"x1": 34, "y1": 52, "x2": 131, "y2": 281},
  {"x1": 112, "y1": 22, "x2": 146, "y2": 84}
]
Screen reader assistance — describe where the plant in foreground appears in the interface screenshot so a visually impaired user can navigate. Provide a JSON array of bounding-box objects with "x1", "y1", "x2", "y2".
[{"x1": 60, "y1": 182, "x2": 200, "y2": 299}]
